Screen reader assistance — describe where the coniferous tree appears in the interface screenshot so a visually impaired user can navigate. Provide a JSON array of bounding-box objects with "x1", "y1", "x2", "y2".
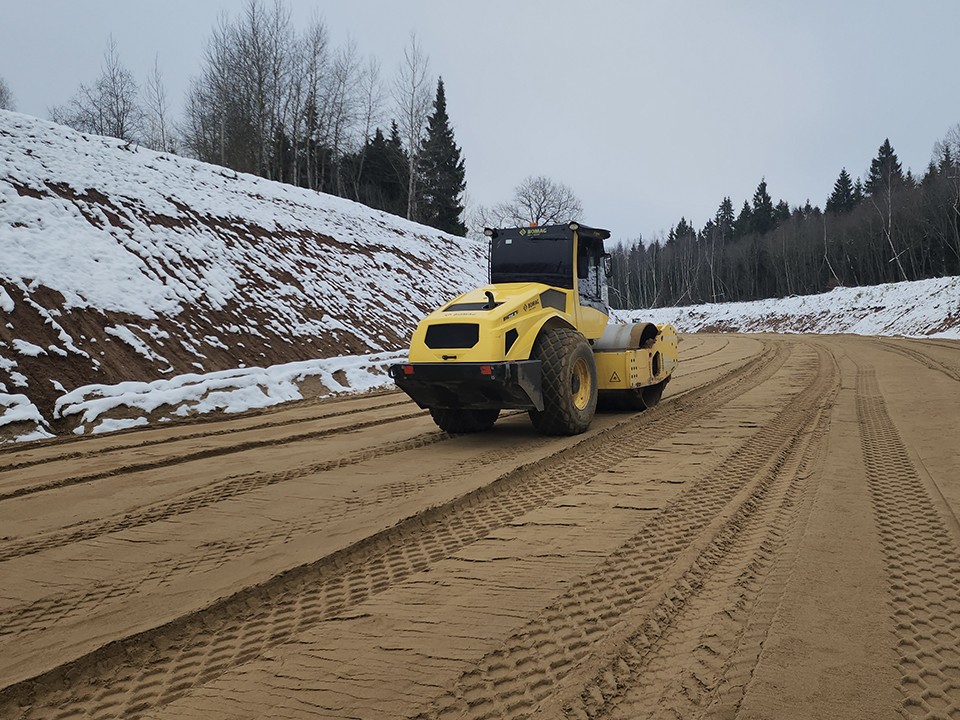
[
  {"x1": 938, "y1": 145, "x2": 954, "y2": 174},
  {"x1": 774, "y1": 199, "x2": 791, "y2": 223},
  {"x1": 865, "y1": 138, "x2": 904, "y2": 196},
  {"x1": 750, "y1": 179, "x2": 775, "y2": 235},
  {"x1": 715, "y1": 196, "x2": 735, "y2": 240},
  {"x1": 826, "y1": 167, "x2": 856, "y2": 214},
  {"x1": 734, "y1": 200, "x2": 753, "y2": 238},
  {"x1": 374, "y1": 124, "x2": 409, "y2": 216},
  {"x1": 853, "y1": 178, "x2": 865, "y2": 204},
  {"x1": 387, "y1": 121, "x2": 409, "y2": 185},
  {"x1": 418, "y1": 78, "x2": 466, "y2": 234},
  {"x1": 668, "y1": 217, "x2": 696, "y2": 243}
]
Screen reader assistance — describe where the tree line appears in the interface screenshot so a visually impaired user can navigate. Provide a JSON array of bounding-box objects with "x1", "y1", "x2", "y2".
[
  {"x1": 608, "y1": 131, "x2": 960, "y2": 308},
  {"x1": 15, "y1": 0, "x2": 466, "y2": 235},
  {"x1": 5, "y1": 9, "x2": 960, "y2": 306}
]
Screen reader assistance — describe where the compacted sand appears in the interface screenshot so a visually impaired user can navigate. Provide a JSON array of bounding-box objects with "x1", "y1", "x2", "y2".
[{"x1": 1, "y1": 333, "x2": 958, "y2": 720}]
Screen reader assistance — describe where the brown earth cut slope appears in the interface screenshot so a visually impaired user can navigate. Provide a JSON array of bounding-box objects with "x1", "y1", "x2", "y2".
[{"x1": 1, "y1": 332, "x2": 959, "y2": 720}]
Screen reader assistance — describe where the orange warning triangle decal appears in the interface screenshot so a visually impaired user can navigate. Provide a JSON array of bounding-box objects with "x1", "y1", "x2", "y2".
[{"x1": 610, "y1": 372, "x2": 621, "y2": 383}]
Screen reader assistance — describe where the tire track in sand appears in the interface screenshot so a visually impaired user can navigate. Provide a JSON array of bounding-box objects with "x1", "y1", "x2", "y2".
[
  {"x1": 0, "y1": 427, "x2": 556, "y2": 642},
  {"x1": 856, "y1": 367, "x2": 960, "y2": 720},
  {"x1": 0, "y1": 393, "x2": 410, "y2": 474},
  {"x1": 0, "y1": 341, "x2": 786, "y2": 720},
  {"x1": 876, "y1": 339, "x2": 960, "y2": 384},
  {"x1": 406, "y1": 343, "x2": 831, "y2": 720},
  {"x1": 0, "y1": 425, "x2": 444, "y2": 563},
  {"x1": 560, "y1": 344, "x2": 837, "y2": 720},
  {"x1": 0, "y1": 402, "x2": 426, "y2": 502}
]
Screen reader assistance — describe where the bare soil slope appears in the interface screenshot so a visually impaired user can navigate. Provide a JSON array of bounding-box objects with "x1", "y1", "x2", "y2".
[{"x1": 1, "y1": 333, "x2": 959, "y2": 719}]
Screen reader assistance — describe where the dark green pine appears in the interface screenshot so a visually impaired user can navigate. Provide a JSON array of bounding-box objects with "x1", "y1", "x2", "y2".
[
  {"x1": 865, "y1": 138, "x2": 904, "y2": 196},
  {"x1": 418, "y1": 78, "x2": 467, "y2": 235},
  {"x1": 826, "y1": 167, "x2": 856, "y2": 214},
  {"x1": 750, "y1": 179, "x2": 775, "y2": 235}
]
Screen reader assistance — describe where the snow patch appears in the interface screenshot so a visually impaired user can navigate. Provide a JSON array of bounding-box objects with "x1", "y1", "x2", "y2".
[
  {"x1": 12, "y1": 339, "x2": 47, "y2": 357},
  {"x1": 92, "y1": 417, "x2": 149, "y2": 434},
  {"x1": 56, "y1": 350, "x2": 405, "y2": 434},
  {"x1": 105, "y1": 325, "x2": 165, "y2": 362},
  {"x1": 0, "y1": 393, "x2": 52, "y2": 440},
  {"x1": 616, "y1": 276, "x2": 960, "y2": 339}
]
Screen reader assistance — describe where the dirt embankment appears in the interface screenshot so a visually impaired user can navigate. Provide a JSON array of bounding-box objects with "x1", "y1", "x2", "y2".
[
  {"x1": 1, "y1": 111, "x2": 485, "y2": 430},
  {"x1": 1, "y1": 332, "x2": 959, "y2": 719}
]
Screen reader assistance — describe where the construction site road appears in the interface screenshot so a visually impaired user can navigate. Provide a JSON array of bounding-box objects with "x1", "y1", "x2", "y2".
[{"x1": 1, "y1": 332, "x2": 959, "y2": 720}]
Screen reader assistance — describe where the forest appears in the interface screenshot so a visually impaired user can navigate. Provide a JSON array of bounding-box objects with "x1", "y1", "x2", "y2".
[{"x1": 607, "y1": 134, "x2": 960, "y2": 308}]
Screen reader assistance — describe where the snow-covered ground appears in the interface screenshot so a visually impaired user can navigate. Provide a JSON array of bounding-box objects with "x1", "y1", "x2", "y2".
[
  {"x1": 54, "y1": 350, "x2": 405, "y2": 436},
  {"x1": 0, "y1": 110, "x2": 485, "y2": 441},
  {"x1": 617, "y1": 276, "x2": 960, "y2": 339}
]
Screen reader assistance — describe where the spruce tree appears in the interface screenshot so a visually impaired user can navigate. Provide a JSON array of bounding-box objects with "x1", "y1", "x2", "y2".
[
  {"x1": 353, "y1": 128, "x2": 404, "y2": 216},
  {"x1": 418, "y1": 78, "x2": 467, "y2": 235},
  {"x1": 750, "y1": 179, "x2": 775, "y2": 235},
  {"x1": 826, "y1": 167, "x2": 856, "y2": 214},
  {"x1": 853, "y1": 178, "x2": 865, "y2": 204},
  {"x1": 734, "y1": 200, "x2": 753, "y2": 238},
  {"x1": 939, "y1": 145, "x2": 954, "y2": 174},
  {"x1": 674, "y1": 217, "x2": 695, "y2": 241},
  {"x1": 715, "y1": 196, "x2": 735, "y2": 239},
  {"x1": 865, "y1": 138, "x2": 904, "y2": 196},
  {"x1": 774, "y1": 199, "x2": 791, "y2": 223}
]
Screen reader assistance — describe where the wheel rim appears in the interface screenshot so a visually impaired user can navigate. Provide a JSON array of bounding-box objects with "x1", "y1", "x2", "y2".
[{"x1": 571, "y1": 356, "x2": 591, "y2": 410}]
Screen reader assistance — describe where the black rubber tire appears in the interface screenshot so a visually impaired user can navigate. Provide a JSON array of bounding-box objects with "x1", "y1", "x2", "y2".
[
  {"x1": 429, "y1": 407, "x2": 500, "y2": 433},
  {"x1": 528, "y1": 327, "x2": 598, "y2": 435}
]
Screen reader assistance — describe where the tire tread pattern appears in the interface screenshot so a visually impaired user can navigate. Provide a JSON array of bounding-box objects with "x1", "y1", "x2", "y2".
[{"x1": 529, "y1": 327, "x2": 597, "y2": 435}]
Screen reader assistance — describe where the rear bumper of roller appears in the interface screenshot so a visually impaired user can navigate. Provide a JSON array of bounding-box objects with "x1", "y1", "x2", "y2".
[{"x1": 388, "y1": 361, "x2": 543, "y2": 411}]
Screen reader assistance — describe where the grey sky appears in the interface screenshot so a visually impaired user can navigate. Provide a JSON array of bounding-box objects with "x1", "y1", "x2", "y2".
[{"x1": 2, "y1": 1, "x2": 958, "y2": 244}]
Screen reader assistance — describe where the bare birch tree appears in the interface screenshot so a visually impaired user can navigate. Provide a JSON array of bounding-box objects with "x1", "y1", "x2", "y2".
[
  {"x1": 234, "y1": 0, "x2": 291, "y2": 178},
  {"x1": 0, "y1": 76, "x2": 14, "y2": 111},
  {"x1": 143, "y1": 56, "x2": 173, "y2": 152},
  {"x1": 293, "y1": 19, "x2": 327, "y2": 189},
  {"x1": 392, "y1": 32, "x2": 432, "y2": 221},
  {"x1": 323, "y1": 38, "x2": 361, "y2": 195},
  {"x1": 181, "y1": 13, "x2": 234, "y2": 164},
  {"x1": 349, "y1": 56, "x2": 385, "y2": 195},
  {"x1": 51, "y1": 35, "x2": 144, "y2": 142},
  {"x1": 469, "y1": 176, "x2": 584, "y2": 236}
]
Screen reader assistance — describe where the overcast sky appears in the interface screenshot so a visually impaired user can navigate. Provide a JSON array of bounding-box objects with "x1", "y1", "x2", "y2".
[{"x1": 2, "y1": 1, "x2": 959, "y2": 243}]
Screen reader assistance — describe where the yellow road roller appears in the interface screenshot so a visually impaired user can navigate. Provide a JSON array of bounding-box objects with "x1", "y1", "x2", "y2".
[{"x1": 389, "y1": 222, "x2": 678, "y2": 435}]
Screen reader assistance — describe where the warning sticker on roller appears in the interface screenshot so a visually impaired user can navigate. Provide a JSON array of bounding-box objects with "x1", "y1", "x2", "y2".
[{"x1": 609, "y1": 372, "x2": 621, "y2": 383}]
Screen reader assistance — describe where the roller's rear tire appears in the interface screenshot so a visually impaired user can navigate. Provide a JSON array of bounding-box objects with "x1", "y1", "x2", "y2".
[
  {"x1": 429, "y1": 407, "x2": 500, "y2": 433},
  {"x1": 528, "y1": 327, "x2": 598, "y2": 435}
]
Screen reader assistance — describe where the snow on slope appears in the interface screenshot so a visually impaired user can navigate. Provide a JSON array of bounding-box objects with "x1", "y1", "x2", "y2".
[
  {"x1": 616, "y1": 276, "x2": 960, "y2": 339},
  {"x1": 0, "y1": 110, "x2": 486, "y2": 439},
  {"x1": 55, "y1": 350, "x2": 406, "y2": 436}
]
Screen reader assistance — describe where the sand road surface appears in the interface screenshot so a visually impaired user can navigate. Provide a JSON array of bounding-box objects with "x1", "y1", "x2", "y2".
[{"x1": 1, "y1": 333, "x2": 959, "y2": 720}]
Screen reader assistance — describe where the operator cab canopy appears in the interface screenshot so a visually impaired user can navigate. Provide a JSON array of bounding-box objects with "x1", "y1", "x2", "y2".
[{"x1": 485, "y1": 222, "x2": 610, "y2": 290}]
